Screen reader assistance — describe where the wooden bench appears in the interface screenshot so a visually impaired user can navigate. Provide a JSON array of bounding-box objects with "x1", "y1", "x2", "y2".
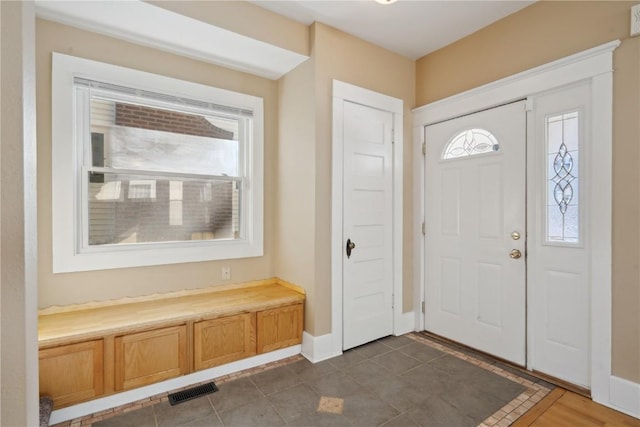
[{"x1": 38, "y1": 278, "x2": 305, "y2": 408}]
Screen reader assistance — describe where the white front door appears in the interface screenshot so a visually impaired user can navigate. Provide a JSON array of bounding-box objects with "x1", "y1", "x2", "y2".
[
  {"x1": 424, "y1": 101, "x2": 527, "y2": 365},
  {"x1": 528, "y1": 82, "x2": 591, "y2": 387},
  {"x1": 342, "y1": 100, "x2": 394, "y2": 350}
]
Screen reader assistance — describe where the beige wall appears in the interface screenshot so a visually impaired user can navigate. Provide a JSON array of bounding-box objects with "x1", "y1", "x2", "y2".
[
  {"x1": 314, "y1": 23, "x2": 416, "y2": 320},
  {"x1": 275, "y1": 57, "x2": 318, "y2": 332},
  {"x1": 36, "y1": 19, "x2": 279, "y2": 307},
  {"x1": 416, "y1": 0, "x2": 640, "y2": 383},
  {"x1": 276, "y1": 22, "x2": 415, "y2": 335},
  {"x1": 35, "y1": 0, "x2": 636, "y2": 386},
  {"x1": 314, "y1": 23, "x2": 415, "y2": 328},
  {"x1": 36, "y1": 7, "x2": 416, "y2": 342}
]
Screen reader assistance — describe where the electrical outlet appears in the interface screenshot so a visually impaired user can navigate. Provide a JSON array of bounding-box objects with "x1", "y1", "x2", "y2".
[
  {"x1": 632, "y1": 4, "x2": 640, "y2": 37},
  {"x1": 221, "y1": 266, "x2": 231, "y2": 280}
]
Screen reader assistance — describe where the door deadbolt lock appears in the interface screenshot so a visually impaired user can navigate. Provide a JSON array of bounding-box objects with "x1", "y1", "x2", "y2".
[
  {"x1": 346, "y1": 238, "x2": 356, "y2": 259},
  {"x1": 509, "y1": 249, "x2": 522, "y2": 259},
  {"x1": 511, "y1": 231, "x2": 521, "y2": 240}
]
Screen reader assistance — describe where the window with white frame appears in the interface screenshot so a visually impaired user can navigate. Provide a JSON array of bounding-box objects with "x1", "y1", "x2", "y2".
[{"x1": 52, "y1": 53, "x2": 264, "y2": 272}]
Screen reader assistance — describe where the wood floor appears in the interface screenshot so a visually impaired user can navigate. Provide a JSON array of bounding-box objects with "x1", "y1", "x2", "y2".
[{"x1": 514, "y1": 388, "x2": 640, "y2": 427}]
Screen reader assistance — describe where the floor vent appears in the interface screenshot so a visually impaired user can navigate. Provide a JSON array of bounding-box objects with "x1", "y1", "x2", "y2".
[{"x1": 168, "y1": 382, "x2": 219, "y2": 406}]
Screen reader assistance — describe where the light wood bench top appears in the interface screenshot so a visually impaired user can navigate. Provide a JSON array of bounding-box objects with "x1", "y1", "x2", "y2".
[{"x1": 38, "y1": 278, "x2": 305, "y2": 348}]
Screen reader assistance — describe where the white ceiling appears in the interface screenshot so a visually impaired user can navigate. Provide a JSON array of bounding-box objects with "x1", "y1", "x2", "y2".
[{"x1": 251, "y1": 1, "x2": 535, "y2": 60}]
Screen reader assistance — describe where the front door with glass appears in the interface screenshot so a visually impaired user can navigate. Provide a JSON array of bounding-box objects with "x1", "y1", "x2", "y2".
[{"x1": 424, "y1": 101, "x2": 527, "y2": 365}]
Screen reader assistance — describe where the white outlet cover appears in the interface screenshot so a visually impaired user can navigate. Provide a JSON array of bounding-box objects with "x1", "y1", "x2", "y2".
[{"x1": 632, "y1": 4, "x2": 640, "y2": 37}]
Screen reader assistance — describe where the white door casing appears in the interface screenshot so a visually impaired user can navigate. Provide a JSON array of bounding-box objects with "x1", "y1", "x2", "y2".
[
  {"x1": 528, "y1": 82, "x2": 591, "y2": 387},
  {"x1": 331, "y1": 80, "x2": 404, "y2": 358},
  {"x1": 424, "y1": 101, "x2": 527, "y2": 365},
  {"x1": 342, "y1": 101, "x2": 394, "y2": 350},
  {"x1": 413, "y1": 41, "x2": 620, "y2": 413}
]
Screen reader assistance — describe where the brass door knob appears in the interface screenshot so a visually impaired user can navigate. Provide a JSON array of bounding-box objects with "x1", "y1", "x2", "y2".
[{"x1": 509, "y1": 249, "x2": 522, "y2": 259}]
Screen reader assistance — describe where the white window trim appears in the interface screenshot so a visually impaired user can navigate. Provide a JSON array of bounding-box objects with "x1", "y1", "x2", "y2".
[{"x1": 52, "y1": 53, "x2": 264, "y2": 273}]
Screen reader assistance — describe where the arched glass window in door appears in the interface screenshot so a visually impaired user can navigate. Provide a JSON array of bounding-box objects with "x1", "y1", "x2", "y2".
[{"x1": 443, "y1": 128, "x2": 500, "y2": 160}]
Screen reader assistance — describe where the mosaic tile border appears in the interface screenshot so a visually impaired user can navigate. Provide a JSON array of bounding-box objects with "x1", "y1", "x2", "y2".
[
  {"x1": 53, "y1": 333, "x2": 550, "y2": 427},
  {"x1": 406, "y1": 333, "x2": 551, "y2": 427}
]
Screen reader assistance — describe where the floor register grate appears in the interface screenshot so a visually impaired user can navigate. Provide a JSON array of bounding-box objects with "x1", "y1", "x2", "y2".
[{"x1": 168, "y1": 382, "x2": 219, "y2": 406}]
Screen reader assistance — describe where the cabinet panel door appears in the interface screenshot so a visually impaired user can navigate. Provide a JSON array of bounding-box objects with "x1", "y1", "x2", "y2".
[
  {"x1": 194, "y1": 313, "x2": 256, "y2": 371},
  {"x1": 39, "y1": 340, "x2": 104, "y2": 408},
  {"x1": 115, "y1": 325, "x2": 187, "y2": 391},
  {"x1": 257, "y1": 303, "x2": 303, "y2": 354}
]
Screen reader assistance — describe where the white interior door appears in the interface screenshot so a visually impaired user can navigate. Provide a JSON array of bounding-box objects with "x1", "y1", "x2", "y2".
[
  {"x1": 343, "y1": 100, "x2": 394, "y2": 350},
  {"x1": 529, "y1": 82, "x2": 591, "y2": 387},
  {"x1": 424, "y1": 101, "x2": 527, "y2": 365}
]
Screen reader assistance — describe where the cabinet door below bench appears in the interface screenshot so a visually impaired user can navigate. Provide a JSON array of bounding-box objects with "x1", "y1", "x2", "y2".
[
  {"x1": 194, "y1": 313, "x2": 256, "y2": 371},
  {"x1": 257, "y1": 303, "x2": 303, "y2": 354},
  {"x1": 39, "y1": 339, "x2": 104, "y2": 408},
  {"x1": 115, "y1": 325, "x2": 188, "y2": 391}
]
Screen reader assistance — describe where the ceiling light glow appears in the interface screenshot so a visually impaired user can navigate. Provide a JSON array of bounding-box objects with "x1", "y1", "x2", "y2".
[{"x1": 375, "y1": 0, "x2": 398, "y2": 4}]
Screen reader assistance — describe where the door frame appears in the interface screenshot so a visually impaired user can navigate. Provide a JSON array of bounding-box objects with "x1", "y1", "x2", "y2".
[
  {"x1": 414, "y1": 41, "x2": 620, "y2": 411},
  {"x1": 331, "y1": 80, "x2": 405, "y2": 355}
]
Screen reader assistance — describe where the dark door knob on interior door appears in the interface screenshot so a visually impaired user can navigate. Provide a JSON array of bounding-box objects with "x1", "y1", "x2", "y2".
[{"x1": 346, "y1": 238, "x2": 356, "y2": 258}]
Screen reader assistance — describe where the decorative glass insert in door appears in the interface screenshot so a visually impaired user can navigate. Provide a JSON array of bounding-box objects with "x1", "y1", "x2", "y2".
[
  {"x1": 442, "y1": 128, "x2": 500, "y2": 159},
  {"x1": 546, "y1": 111, "x2": 579, "y2": 244}
]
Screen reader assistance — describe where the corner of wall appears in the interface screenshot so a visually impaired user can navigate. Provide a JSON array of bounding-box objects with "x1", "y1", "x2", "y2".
[{"x1": 301, "y1": 331, "x2": 340, "y2": 363}]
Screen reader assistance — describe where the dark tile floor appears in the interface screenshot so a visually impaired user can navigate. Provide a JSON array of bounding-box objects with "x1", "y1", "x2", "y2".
[{"x1": 94, "y1": 335, "x2": 539, "y2": 427}]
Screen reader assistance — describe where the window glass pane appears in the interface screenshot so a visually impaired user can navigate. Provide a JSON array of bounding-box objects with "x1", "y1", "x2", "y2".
[
  {"x1": 562, "y1": 112, "x2": 579, "y2": 151},
  {"x1": 442, "y1": 128, "x2": 500, "y2": 160},
  {"x1": 90, "y1": 97, "x2": 240, "y2": 176},
  {"x1": 546, "y1": 112, "x2": 579, "y2": 244},
  {"x1": 88, "y1": 173, "x2": 241, "y2": 246}
]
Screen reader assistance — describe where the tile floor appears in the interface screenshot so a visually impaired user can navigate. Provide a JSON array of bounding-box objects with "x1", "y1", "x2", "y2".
[{"x1": 72, "y1": 333, "x2": 553, "y2": 427}]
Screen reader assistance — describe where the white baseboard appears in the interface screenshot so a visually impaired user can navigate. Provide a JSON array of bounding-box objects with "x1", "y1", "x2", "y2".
[
  {"x1": 49, "y1": 345, "x2": 301, "y2": 425},
  {"x1": 302, "y1": 314, "x2": 416, "y2": 365},
  {"x1": 395, "y1": 311, "x2": 416, "y2": 335},
  {"x1": 607, "y1": 375, "x2": 640, "y2": 419},
  {"x1": 301, "y1": 331, "x2": 341, "y2": 363}
]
